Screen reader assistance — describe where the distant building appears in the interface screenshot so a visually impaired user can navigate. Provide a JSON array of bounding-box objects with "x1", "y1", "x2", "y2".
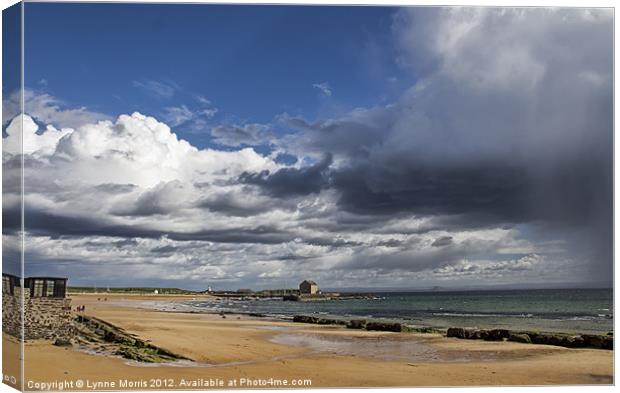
[{"x1": 299, "y1": 280, "x2": 318, "y2": 295}]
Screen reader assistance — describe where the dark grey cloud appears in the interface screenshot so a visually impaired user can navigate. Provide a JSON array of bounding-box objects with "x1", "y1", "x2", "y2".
[
  {"x1": 330, "y1": 162, "x2": 530, "y2": 218},
  {"x1": 94, "y1": 183, "x2": 137, "y2": 194},
  {"x1": 112, "y1": 191, "x2": 172, "y2": 217},
  {"x1": 211, "y1": 123, "x2": 273, "y2": 147},
  {"x1": 150, "y1": 245, "x2": 178, "y2": 254},
  {"x1": 375, "y1": 239, "x2": 404, "y2": 248},
  {"x1": 4, "y1": 207, "x2": 294, "y2": 245},
  {"x1": 199, "y1": 190, "x2": 294, "y2": 217},
  {"x1": 304, "y1": 237, "x2": 363, "y2": 248},
  {"x1": 267, "y1": 8, "x2": 613, "y2": 283},
  {"x1": 239, "y1": 153, "x2": 333, "y2": 197},
  {"x1": 432, "y1": 236, "x2": 453, "y2": 247},
  {"x1": 338, "y1": 245, "x2": 467, "y2": 273},
  {"x1": 110, "y1": 181, "x2": 186, "y2": 217}
]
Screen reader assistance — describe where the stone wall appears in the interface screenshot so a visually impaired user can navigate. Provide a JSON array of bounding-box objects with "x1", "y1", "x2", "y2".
[
  {"x1": 2, "y1": 289, "x2": 73, "y2": 341},
  {"x1": 2, "y1": 287, "x2": 23, "y2": 338}
]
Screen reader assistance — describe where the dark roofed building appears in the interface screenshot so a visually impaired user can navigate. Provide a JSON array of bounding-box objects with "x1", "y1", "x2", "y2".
[
  {"x1": 24, "y1": 277, "x2": 67, "y2": 298},
  {"x1": 2, "y1": 273, "x2": 72, "y2": 342},
  {"x1": 299, "y1": 280, "x2": 318, "y2": 295}
]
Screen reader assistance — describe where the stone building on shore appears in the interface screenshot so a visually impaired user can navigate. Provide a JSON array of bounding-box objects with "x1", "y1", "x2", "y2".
[
  {"x1": 299, "y1": 280, "x2": 319, "y2": 295},
  {"x1": 2, "y1": 273, "x2": 73, "y2": 341}
]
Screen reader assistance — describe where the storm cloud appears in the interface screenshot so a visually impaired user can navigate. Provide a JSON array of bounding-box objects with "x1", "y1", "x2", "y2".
[{"x1": 240, "y1": 153, "x2": 333, "y2": 197}]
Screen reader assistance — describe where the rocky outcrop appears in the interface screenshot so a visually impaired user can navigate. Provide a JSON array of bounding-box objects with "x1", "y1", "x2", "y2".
[
  {"x1": 74, "y1": 315, "x2": 190, "y2": 362},
  {"x1": 446, "y1": 328, "x2": 488, "y2": 339},
  {"x1": 582, "y1": 334, "x2": 614, "y2": 350},
  {"x1": 318, "y1": 318, "x2": 347, "y2": 326},
  {"x1": 507, "y1": 333, "x2": 532, "y2": 344},
  {"x1": 293, "y1": 315, "x2": 319, "y2": 324},
  {"x1": 291, "y1": 316, "x2": 611, "y2": 350},
  {"x1": 293, "y1": 315, "x2": 403, "y2": 332},
  {"x1": 484, "y1": 329, "x2": 510, "y2": 341},
  {"x1": 53, "y1": 338, "x2": 73, "y2": 347},
  {"x1": 366, "y1": 322, "x2": 403, "y2": 332},
  {"x1": 447, "y1": 327, "x2": 612, "y2": 350},
  {"x1": 346, "y1": 319, "x2": 367, "y2": 329},
  {"x1": 446, "y1": 327, "x2": 468, "y2": 338}
]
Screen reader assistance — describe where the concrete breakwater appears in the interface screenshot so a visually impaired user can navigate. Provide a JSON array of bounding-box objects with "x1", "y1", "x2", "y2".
[{"x1": 291, "y1": 315, "x2": 613, "y2": 350}]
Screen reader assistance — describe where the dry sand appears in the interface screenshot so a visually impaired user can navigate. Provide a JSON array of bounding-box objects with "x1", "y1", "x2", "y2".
[{"x1": 2, "y1": 293, "x2": 613, "y2": 390}]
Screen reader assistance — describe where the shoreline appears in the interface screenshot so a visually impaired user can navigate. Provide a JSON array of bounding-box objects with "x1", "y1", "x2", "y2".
[
  {"x1": 98, "y1": 292, "x2": 613, "y2": 345},
  {"x1": 3, "y1": 293, "x2": 612, "y2": 389},
  {"x1": 110, "y1": 289, "x2": 613, "y2": 337}
]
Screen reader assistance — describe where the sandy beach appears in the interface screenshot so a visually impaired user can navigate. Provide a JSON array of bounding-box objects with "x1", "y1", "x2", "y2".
[{"x1": 3, "y1": 293, "x2": 613, "y2": 390}]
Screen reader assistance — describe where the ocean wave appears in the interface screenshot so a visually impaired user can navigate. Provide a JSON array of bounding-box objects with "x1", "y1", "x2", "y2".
[{"x1": 431, "y1": 312, "x2": 534, "y2": 318}]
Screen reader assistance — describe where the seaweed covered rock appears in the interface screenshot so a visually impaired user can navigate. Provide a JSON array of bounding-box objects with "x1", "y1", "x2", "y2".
[
  {"x1": 602, "y1": 336, "x2": 613, "y2": 350},
  {"x1": 317, "y1": 318, "x2": 346, "y2": 325},
  {"x1": 446, "y1": 327, "x2": 468, "y2": 338},
  {"x1": 582, "y1": 334, "x2": 609, "y2": 349},
  {"x1": 366, "y1": 322, "x2": 403, "y2": 332},
  {"x1": 484, "y1": 329, "x2": 511, "y2": 341},
  {"x1": 561, "y1": 336, "x2": 584, "y2": 348},
  {"x1": 347, "y1": 319, "x2": 367, "y2": 329},
  {"x1": 53, "y1": 338, "x2": 73, "y2": 347},
  {"x1": 292, "y1": 315, "x2": 319, "y2": 324},
  {"x1": 508, "y1": 333, "x2": 531, "y2": 344}
]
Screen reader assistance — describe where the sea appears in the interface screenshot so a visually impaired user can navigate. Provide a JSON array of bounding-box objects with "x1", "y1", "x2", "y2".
[{"x1": 175, "y1": 288, "x2": 613, "y2": 334}]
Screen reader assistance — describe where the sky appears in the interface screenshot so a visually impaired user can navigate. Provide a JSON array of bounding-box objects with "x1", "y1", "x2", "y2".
[{"x1": 2, "y1": 4, "x2": 614, "y2": 291}]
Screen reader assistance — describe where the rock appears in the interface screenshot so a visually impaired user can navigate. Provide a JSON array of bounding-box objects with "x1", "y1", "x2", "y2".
[
  {"x1": 484, "y1": 329, "x2": 510, "y2": 341},
  {"x1": 545, "y1": 335, "x2": 564, "y2": 346},
  {"x1": 560, "y1": 335, "x2": 591, "y2": 348},
  {"x1": 446, "y1": 328, "x2": 483, "y2": 339},
  {"x1": 366, "y1": 322, "x2": 403, "y2": 332},
  {"x1": 526, "y1": 332, "x2": 546, "y2": 345},
  {"x1": 602, "y1": 336, "x2": 613, "y2": 350},
  {"x1": 468, "y1": 330, "x2": 488, "y2": 340},
  {"x1": 446, "y1": 327, "x2": 467, "y2": 338},
  {"x1": 526, "y1": 332, "x2": 568, "y2": 347},
  {"x1": 53, "y1": 338, "x2": 72, "y2": 347},
  {"x1": 581, "y1": 334, "x2": 612, "y2": 349},
  {"x1": 477, "y1": 330, "x2": 490, "y2": 340},
  {"x1": 346, "y1": 319, "x2": 367, "y2": 329},
  {"x1": 317, "y1": 318, "x2": 338, "y2": 325},
  {"x1": 293, "y1": 315, "x2": 319, "y2": 324},
  {"x1": 508, "y1": 333, "x2": 531, "y2": 344},
  {"x1": 94, "y1": 328, "x2": 106, "y2": 336},
  {"x1": 565, "y1": 335, "x2": 585, "y2": 348},
  {"x1": 409, "y1": 326, "x2": 440, "y2": 334},
  {"x1": 582, "y1": 334, "x2": 605, "y2": 348}
]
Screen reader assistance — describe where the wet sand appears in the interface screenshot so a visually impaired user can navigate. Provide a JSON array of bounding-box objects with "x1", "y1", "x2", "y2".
[{"x1": 2, "y1": 293, "x2": 613, "y2": 390}]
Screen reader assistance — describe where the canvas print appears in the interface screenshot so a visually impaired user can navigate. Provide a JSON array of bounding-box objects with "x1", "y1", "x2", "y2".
[{"x1": 1, "y1": 1, "x2": 614, "y2": 391}]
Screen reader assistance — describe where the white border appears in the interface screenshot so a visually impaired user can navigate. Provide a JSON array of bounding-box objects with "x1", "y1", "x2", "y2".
[{"x1": 0, "y1": 2, "x2": 616, "y2": 393}]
